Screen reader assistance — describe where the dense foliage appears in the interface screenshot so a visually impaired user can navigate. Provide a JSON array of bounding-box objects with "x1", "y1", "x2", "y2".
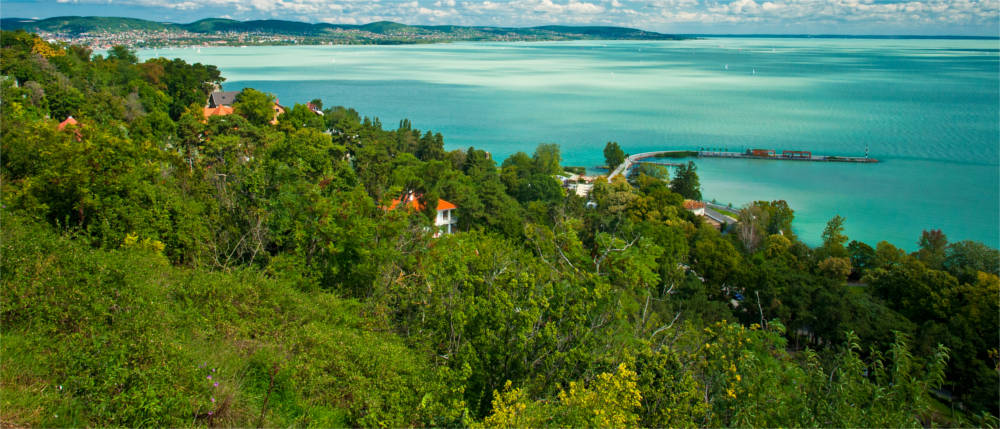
[
  {"x1": 603, "y1": 141, "x2": 625, "y2": 170},
  {"x1": 2, "y1": 32, "x2": 997, "y2": 427}
]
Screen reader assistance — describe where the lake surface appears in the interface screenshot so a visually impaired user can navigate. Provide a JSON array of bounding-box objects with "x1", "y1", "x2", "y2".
[{"x1": 140, "y1": 38, "x2": 1000, "y2": 249}]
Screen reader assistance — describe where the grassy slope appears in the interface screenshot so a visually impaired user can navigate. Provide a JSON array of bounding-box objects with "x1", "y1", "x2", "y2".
[{"x1": 0, "y1": 217, "x2": 458, "y2": 427}]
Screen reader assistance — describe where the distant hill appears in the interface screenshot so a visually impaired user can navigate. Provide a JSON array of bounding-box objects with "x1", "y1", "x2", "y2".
[
  {"x1": 1, "y1": 15, "x2": 683, "y2": 41},
  {"x1": 178, "y1": 18, "x2": 241, "y2": 33},
  {"x1": 530, "y1": 25, "x2": 667, "y2": 39},
  {"x1": 1, "y1": 16, "x2": 173, "y2": 33}
]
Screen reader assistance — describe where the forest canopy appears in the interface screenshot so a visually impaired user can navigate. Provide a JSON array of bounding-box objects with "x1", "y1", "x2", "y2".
[{"x1": 1, "y1": 31, "x2": 997, "y2": 427}]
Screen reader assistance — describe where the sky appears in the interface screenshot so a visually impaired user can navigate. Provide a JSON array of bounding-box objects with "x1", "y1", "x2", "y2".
[{"x1": 2, "y1": 0, "x2": 998, "y2": 36}]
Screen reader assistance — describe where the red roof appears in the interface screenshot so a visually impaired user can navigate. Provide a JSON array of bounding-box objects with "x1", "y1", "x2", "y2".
[
  {"x1": 203, "y1": 105, "x2": 234, "y2": 118},
  {"x1": 683, "y1": 200, "x2": 706, "y2": 209},
  {"x1": 57, "y1": 116, "x2": 77, "y2": 131},
  {"x1": 387, "y1": 192, "x2": 456, "y2": 211}
]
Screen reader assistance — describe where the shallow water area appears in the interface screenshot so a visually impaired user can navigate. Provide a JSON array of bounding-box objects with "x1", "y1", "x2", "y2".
[{"x1": 140, "y1": 38, "x2": 1000, "y2": 249}]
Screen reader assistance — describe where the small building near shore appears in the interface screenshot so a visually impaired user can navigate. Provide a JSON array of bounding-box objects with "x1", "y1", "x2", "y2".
[
  {"x1": 573, "y1": 183, "x2": 594, "y2": 197},
  {"x1": 270, "y1": 100, "x2": 286, "y2": 125},
  {"x1": 683, "y1": 199, "x2": 706, "y2": 216},
  {"x1": 203, "y1": 105, "x2": 234, "y2": 119},
  {"x1": 306, "y1": 102, "x2": 324, "y2": 116},
  {"x1": 207, "y1": 91, "x2": 239, "y2": 108}
]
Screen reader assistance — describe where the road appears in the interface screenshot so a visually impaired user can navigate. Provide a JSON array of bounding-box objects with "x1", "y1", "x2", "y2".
[{"x1": 607, "y1": 150, "x2": 694, "y2": 182}]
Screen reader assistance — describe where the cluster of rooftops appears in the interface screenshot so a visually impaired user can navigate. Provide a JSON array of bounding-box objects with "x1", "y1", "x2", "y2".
[
  {"x1": 52, "y1": 91, "x2": 724, "y2": 236},
  {"x1": 204, "y1": 90, "x2": 302, "y2": 125},
  {"x1": 204, "y1": 91, "x2": 459, "y2": 236}
]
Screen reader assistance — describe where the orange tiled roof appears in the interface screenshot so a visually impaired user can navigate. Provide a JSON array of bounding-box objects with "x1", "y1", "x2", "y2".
[
  {"x1": 388, "y1": 192, "x2": 456, "y2": 211},
  {"x1": 203, "y1": 105, "x2": 234, "y2": 118},
  {"x1": 683, "y1": 200, "x2": 706, "y2": 210},
  {"x1": 57, "y1": 116, "x2": 78, "y2": 131}
]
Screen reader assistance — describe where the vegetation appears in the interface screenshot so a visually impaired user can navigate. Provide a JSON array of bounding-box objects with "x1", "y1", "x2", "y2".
[
  {"x1": 603, "y1": 141, "x2": 625, "y2": 170},
  {"x1": 670, "y1": 160, "x2": 702, "y2": 200},
  {"x1": 2, "y1": 33, "x2": 997, "y2": 427}
]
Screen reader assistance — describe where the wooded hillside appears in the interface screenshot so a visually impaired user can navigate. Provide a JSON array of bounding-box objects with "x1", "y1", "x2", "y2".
[{"x1": 1, "y1": 32, "x2": 996, "y2": 427}]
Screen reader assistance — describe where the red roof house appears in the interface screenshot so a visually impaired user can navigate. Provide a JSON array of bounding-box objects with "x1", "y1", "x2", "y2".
[
  {"x1": 57, "y1": 116, "x2": 78, "y2": 131},
  {"x1": 386, "y1": 191, "x2": 458, "y2": 236},
  {"x1": 203, "y1": 105, "x2": 234, "y2": 119}
]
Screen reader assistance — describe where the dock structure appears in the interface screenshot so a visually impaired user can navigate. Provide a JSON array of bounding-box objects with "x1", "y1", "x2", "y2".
[
  {"x1": 696, "y1": 150, "x2": 877, "y2": 163},
  {"x1": 607, "y1": 149, "x2": 876, "y2": 182},
  {"x1": 635, "y1": 160, "x2": 685, "y2": 167},
  {"x1": 608, "y1": 150, "x2": 697, "y2": 182}
]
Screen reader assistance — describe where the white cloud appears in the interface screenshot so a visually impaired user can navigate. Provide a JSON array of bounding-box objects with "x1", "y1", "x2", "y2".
[
  {"x1": 419, "y1": 6, "x2": 456, "y2": 16},
  {"x1": 321, "y1": 15, "x2": 359, "y2": 23}
]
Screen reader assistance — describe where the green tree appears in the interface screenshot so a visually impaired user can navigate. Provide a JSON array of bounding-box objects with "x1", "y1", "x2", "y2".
[
  {"x1": 532, "y1": 143, "x2": 562, "y2": 175},
  {"x1": 276, "y1": 103, "x2": 325, "y2": 131},
  {"x1": 106, "y1": 45, "x2": 138, "y2": 64},
  {"x1": 847, "y1": 240, "x2": 875, "y2": 279},
  {"x1": 636, "y1": 163, "x2": 669, "y2": 181},
  {"x1": 754, "y1": 200, "x2": 795, "y2": 238},
  {"x1": 943, "y1": 240, "x2": 1000, "y2": 283},
  {"x1": 415, "y1": 130, "x2": 445, "y2": 161},
  {"x1": 603, "y1": 141, "x2": 625, "y2": 169},
  {"x1": 233, "y1": 87, "x2": 276, "y2": 127},
  {"x1": 690, "y1": 225, "x2": 740, "y2": 288},
  {"x1": 736, "y1": 204, "x2": 768, "y2": 253},
  {"x1": 669, "y1": 161, "x2": 701, "y2": 200},
  {"x1": 817, "y1": 256, "x2": 852, "y2": 281},
  {"x1": 915, "y1": 229, "x2": 948, "y2": 269},
  {"x1": 819, "y1": 215, "x2": 849, "y2": 259},
  {"x1": 482, "y1": 364, "x2": 642, "y2": 427}
]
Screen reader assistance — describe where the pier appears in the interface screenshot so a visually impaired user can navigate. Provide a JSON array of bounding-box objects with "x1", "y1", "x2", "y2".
[
  {"x1": 697, "y1": 150, "x2": 877, "y2": 163},
  {"x1": 607, "y1": 149, "x2": 877, "y2": 182},
  {"x1": 635, "y1": 160, "x2": 685, "y2": 167}
]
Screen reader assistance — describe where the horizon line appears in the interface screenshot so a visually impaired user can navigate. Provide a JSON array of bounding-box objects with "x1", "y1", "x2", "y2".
[{"x1": 5, "y1": 15, "x2": 998, "y2": 39}]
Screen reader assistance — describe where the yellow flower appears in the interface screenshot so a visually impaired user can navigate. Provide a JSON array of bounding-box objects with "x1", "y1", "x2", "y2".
[
  {"x1": 735, "y1": 374, "x2": 742, "y2": 382},
  {"x1": 727, "y1": 388, "x2": 736, "y2": 399}
]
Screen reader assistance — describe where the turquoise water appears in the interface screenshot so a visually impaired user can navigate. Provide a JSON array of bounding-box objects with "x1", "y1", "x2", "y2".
[{"x1": 140, "y1": 39, "x2": 1000, "y2": 249}]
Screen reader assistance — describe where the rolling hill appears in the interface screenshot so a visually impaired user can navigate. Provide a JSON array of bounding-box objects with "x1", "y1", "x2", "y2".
[{"x1": 0, "y1": 15, "x2": 684, "y2": 41}]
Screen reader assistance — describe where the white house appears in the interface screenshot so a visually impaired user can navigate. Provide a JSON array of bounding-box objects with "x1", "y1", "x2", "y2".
[
  {"x1": 388, "y1": 191, "x2": 458, "y2": 237},
  {"x1": 683, "y1": 199, "x2": 706, "y2": 216}
]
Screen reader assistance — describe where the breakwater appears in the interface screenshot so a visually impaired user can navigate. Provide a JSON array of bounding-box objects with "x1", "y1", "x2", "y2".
[{"x1": 608, "y1": 149, "x2": 876, "y2": 182}]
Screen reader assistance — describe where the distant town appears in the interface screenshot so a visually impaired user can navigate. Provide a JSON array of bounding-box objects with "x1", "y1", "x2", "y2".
[
  {"x1": 28, "y1": 29, "x2": 420, "y2": 49},
  {"x1": 2, "y1": 16, "x2": 684, "y2": 49}
]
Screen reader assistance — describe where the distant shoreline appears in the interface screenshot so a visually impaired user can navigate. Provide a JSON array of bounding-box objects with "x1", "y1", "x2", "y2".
[
  {"x1": 5, "y1": 16, "x2": 995, "y2": 50},
  {"x1": 686, "y1": 34, "x2": 999, "y2": 40},
  {"x1": 1, "y1": 16, "x2": 687, "y2": 49}
]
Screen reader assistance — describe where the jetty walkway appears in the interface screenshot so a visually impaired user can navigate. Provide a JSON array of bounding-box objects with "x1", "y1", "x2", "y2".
[{"x1": 607, "y1": 149, "x2": 876, "y2": 182}]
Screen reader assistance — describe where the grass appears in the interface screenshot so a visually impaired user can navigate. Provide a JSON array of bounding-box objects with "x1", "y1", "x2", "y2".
[
  {"x1": 652, "y1": 151, "x2": 698, "y2": 158},
  {"x1": 714, "y1": 207, "x2": 738, "y2": 218},
  {"x1": 0, "y1": 217, "x2": 464, "y2": 427}
]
